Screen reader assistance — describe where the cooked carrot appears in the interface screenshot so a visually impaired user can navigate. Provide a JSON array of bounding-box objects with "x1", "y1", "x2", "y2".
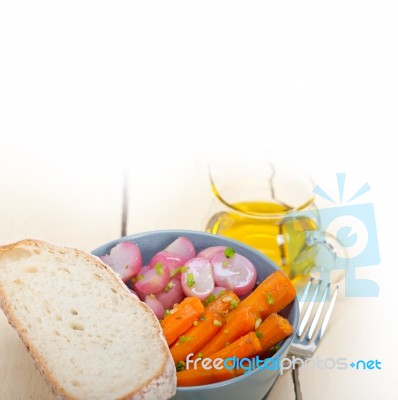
[
  {"x1": 196, "y1": 305, "x2": 260, "y2": 357},
  {"x1": 228, "y1": 270, "x2": 295, "y2": 321},
  {"x1": 255, "y1": 313, "x2": 294, "y2": 353},
  {"x1": 170, "y1": 310, "x2": 224, "y2": 364},
  {"x1": 161, "y1": 296, "x2": 204, "y2": 345},
  {"x1": 204, "y1": 290, "x2": 240, "y2": 316},
  {"x1": 207, "y1": 331, "x2": 262, "y2": 360},
  {"x1": 177, "y1": 365, "x2": 236, "y2": 386}
]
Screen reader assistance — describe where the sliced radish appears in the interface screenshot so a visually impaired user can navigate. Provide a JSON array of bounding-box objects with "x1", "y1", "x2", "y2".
[
  {"x1": 156, "y1": 278, "x2": 185, "y2": 310},
  {"x1": 134, "y1": 263, "x2": 170, "y2": 295},
  {"x1": 197, "y1": 246, "x2": 227, "y2": 260},
  {"x1": 149, "y1": 251, "x2": 185, "y2": 278},
  {"x1": 164, "y1": 237, "x2": 195, "y2": 263},
  {"x1": 212, "y1": 286, "x2": 227, "y2": 297},
  {"x1": 211, "y1": 252, "x2": 257, "y2": 297},
  {"x1": 145, "y1": 295, "x2": 165, "y2": 319},
  {"x1": 181, "y1": 257, "x2": 215, "y2": 301},
  {"x1": 100, "y1": 242, "x2": 142, "y2": 283}
]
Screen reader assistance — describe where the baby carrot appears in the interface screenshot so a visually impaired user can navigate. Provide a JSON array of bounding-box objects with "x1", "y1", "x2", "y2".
[
  {"x1": 196, "y1": 305, "x2": 260, "y2": 358},
  {"x1": 177, "y1": 365, "x2": 236, "y2": 387},
  {"x1": 170, "y1": 310, "x2": 224, "y2": 364},
  {"x1": 161, "y1": 296, "x2": 204, "y2": 345},
  {"x1": 207, "y1": 331, "x2": 263, "y2": 361},
  {"x1": 228, "y1": 270, "x2": 295, "y2": 321},
  {"x1": 204, "y1": 290, "x2": 240, "y2": 316},
  {"x1": 255, "y1": 313, "x2": 294, "y2": 353}
]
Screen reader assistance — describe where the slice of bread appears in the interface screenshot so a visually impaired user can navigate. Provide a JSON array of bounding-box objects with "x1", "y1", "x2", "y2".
[{"x1": 0, "y1": 239, "x2": 176, "y2": 400}]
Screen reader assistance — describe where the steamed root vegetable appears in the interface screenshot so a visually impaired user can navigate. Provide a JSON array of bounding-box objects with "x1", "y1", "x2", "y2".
[
  {"x1": 100, "y1": 242, "x2": 142, "y2": 282},
  {"x1": 164, "y1": 237, "x2": 196, "y2": 263},
  {"x1": 181, "y1": 258, "x2": 215, "y2": 301},
  {"x1": 161, "y1": 296, "x2": 205, "y2": 345},
  {"x1": 255, "y1": 313, "x2": 294, "y2": 353},
  {"x1": 170, "y1": 310, "x2": 224, "y2": 364},
  {"x1": 228, "y1": 270, "x2": 295, "y2": 320},
  {"x1": 177, "y1": 332, "x2": 262, "y2": 387},
  {"x1": 197, "y1": 305, "x2": 260, "y2": 357},
  {"x1": 134, "y1": 263, "x2": 170, "y2": 295},
  {"x1": 145, "y1": 295, "x2": 165, "y2": 319},
  {"x1": 156, "y1": 277, "x2": 185, "y2": 310},
  {"x1": 207, "y1": 331, "x2": 262, "y2": 360},
  {"x1": 204, "y1": 290, "x2": 240, "y2": 317},
  {"x1": 197, "y1": 246, "x2": 226, "y2": 260},
  {"x1": 177, "y1": 365, "x2": 236, "y2": 387},
  {"x1": 149, "y1": 251, "x2": 186, "y2": 278},
  {"x1": 211, "y1": 251, "x2": 257, "y2": 296}
]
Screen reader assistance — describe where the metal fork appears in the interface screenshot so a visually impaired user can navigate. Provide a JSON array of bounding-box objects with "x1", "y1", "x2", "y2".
[
  {"x1": 285, "y1": 279, "x2": 339, "y2": 400},
  {"x1": 288, "y1": 278, "x2": 339, "y2": 360}
]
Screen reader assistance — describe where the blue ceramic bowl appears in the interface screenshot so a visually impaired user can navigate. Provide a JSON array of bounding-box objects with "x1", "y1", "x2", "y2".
[{"x1": 92, "y1": 230, "x2": 299, "y2": 400}]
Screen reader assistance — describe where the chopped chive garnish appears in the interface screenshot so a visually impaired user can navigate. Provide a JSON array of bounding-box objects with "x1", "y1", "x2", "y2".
[
  {"x1": 222, "y1": 261, "x2": 229, "y2": 267},
  {"x1": 256, "y1": 332, "x2": 264, "y2": 339},
  {"x1": 176, "y1": 361, "x2": 186, "y2": 371},
  {"x1": 137, "y1": 274, "x2": 144, "y2": 281},
  {"x1": 179, "y1": 336, "x2": 194, "y2": 343},
  {"x1": 266, "y1": 292, "x2": 275, "y2": 305},
  {"x1": 164, "y1": 281, "x2": 175, "y2": 292},
  {"x1": 229, "y1": 299, "x2": 239, "y2": 310},
  {"x1": 203, "y1": 293, "x2": 215, "y2": 306},
  {"x1": 187, "y1": 273, "x2": 195, "y2": 288},
  {"x1": 224, "y1": 247, "x2": 235, "y2": 258},
  {"x1": 269, "y1": 344, "x2": 280, "y2": 355},
  {"x1": 214, "y1": 319, "x2": 222, "y2": 327},
  {"x1": 170, "y1": 267, "x2": 181, "y2": 277},
  {"x1": 155, "y1": 262, "x2": 164, "y2": 275},
  {"x1": 200, "y1": 314, "x2": 206, "y2": 321},
  {"x1": 193, "y1": 320, "x2": 199, "y2": 327},
  {"x1": 149, "y1": 293, "x2": 155, "y2": 299},
  {"x1": 181, "y1": 266, "x2": 188, "y2": 273}
]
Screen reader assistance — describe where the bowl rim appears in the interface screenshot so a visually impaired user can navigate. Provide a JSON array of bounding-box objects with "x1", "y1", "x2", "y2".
[{"x1": 92, "y1": 229, "x2": 299, "y2": 391}]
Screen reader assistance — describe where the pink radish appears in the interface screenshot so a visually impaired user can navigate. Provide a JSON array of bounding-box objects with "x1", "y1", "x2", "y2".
[
  {"x1": 134, "y1": 263, "x2": 170, "y2": 295},
  {"x1": 212, "y1": 286, "x2": 227, "y2": 297},
  {"x1": 149, "y1": 251, "x2": 185, "y2": 278},
  {"x1": 211, "y1": 251, "x2": 257, "y2": 296},
  {"x1": 164, "y1": 237, "x2": 195, "y2": 263},
  {"x1": 197, "y1": 246, "x2": 227, "y2": 260},
  {"x1": 145, "y1": 295, "x2": 165, "y2": 319},
  {"x1": 156, "y1": 278, "x2": 185, "y2": 310},
  {"x1": 100, "y1": 242, "x2": 142, "y2": 283},
  {"x1": 181, "y1": 257, "x2": 215, "y2": 301}
]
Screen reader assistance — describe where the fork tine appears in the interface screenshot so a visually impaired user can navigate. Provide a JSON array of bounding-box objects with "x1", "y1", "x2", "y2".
[
  {"x1": 299, "y1": 277, "x2": 313, "y2": 312},
  {"x1": 298, "y1": 279, "x2": 322, "y2": 336},
  {"x1": 306, "y1": 282, "x2": 330, "y2": 340},
  {"x1": 314, "y1": 285, "x2": 339, "y2": 345}
]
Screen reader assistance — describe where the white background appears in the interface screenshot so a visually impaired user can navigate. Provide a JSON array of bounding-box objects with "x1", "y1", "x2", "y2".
[{"x1": 0, "y1": 1, "x2": 397, "y2": 399}]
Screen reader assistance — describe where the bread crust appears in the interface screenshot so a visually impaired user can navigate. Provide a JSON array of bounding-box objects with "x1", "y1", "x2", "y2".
[{"x1": 0, "y1": 239, "x2": 176, "y2": 400}]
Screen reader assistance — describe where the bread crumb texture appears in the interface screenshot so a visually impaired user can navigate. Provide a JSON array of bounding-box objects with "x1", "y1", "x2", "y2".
[{"x1": 0, "y1": 240, "x2": 176, "y2": 400}]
